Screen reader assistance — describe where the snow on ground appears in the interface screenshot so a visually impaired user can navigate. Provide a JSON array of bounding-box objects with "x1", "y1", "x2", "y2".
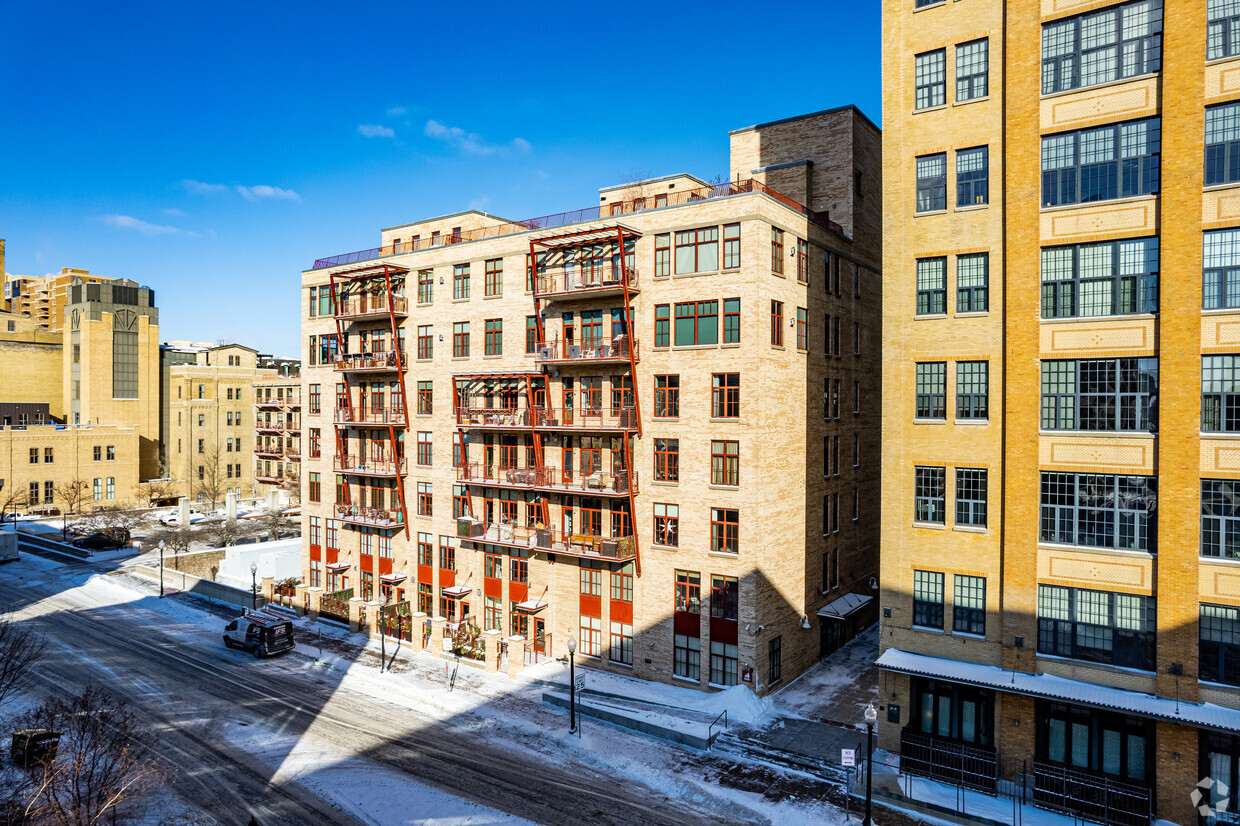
[
  {"x1": 888, "y1": 769, "x2": 1081, "y2": 826},
  {"x1": 768, "y1": 625, "x2": 879, "y2": 725}
]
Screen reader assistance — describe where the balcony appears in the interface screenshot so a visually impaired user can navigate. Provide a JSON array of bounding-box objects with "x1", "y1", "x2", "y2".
[
  {"x1": 334, "y1": 293, "x2": 408, "y2": 320},
  {"x1": 333, "y1": 456, "x2": 407, "y2": 477},
  {"x1": 254, "y1": 469, "x2": 292, "y2": 484},
  {"x1": 335, "y1": 504, "x2": 404, "y2": 529},
  {"x1": 457, "y1": 462, "x2": 637, "y2": 497},
  {"x1": 284, "y1": 449, "x2": 301, "y2": 461},
  {"x1": 254, "y1": 445, "x2": 284, "y2": 459},
  {"x1": 333, "y1": 406, "x2": 407, "y2": 427},
  {"x1": 255, "y1": 399, "x2": 285, "y2": 411},
  {"x1": 534, "y1": 335, "x2": 639, "y2": 365},
  {"x1": 255, "y1": 421, "x2": 289, "y2": 434},
  {"x1": 456, "y1": 518, "x2": 635, "y2": 562},
  {"x1": 456, "y1": 405, "x2": 638, "y2": 432},
  {"x1": 333, "y1": 352, "x2": 405, "y2": 373},
  {"x1": 534, "y1": 267, "x2": 639, "y2": 300}
]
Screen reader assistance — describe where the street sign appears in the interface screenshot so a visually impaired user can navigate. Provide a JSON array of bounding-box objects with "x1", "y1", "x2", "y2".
[
  {"x1": 842, "y1": 749, "x2": 856, "y2": 767},
  {"x1": 574, "y1": 673, "x2": 585, "y2": 693}
]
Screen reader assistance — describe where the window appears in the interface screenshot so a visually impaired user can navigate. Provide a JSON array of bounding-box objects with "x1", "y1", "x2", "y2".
[
  {"x1": 722, "y1": 224, "x2": 740, "y2": 269},
  {"x1": 307, "y1": 383, "x2": 321, "y2": 414},
  {"x1": 710, "y1": 641, "x2": 739, "y2": 686},
  {"x1": 28, "y1": 448, "x2": 37, "y2": 465},
  {"x1": 675, "y1": 569, "x2": 701, "y2": 613},
  {"x1": 1040, "y1": 472, "x2": 1156, "y2": 550},
  {"x1": 1041, "y1": 118, "x2": 1161, "y2": 206},
  {"x1": 1210, "y1": 0, "x2": 1240, "y2": 59},
  {"x1": 953, "y1": 575, "x2": 986, "y2": 635},
  {"x1": 524, "y1": 316, "x2": 538, "y2": 354},
  {"x1": 654, "y1": 503, "x2": 679, "y2": 547},
  {"x1": 913, "y1": 571, "x2": 944, "y2": 629},
  {"x1": 484, "y1": 318, "x2": 502, "y2": 356},
  {"x1": 711, "y1": 440, "x2": 739, "y2": 486},
  {"x1": 1204, "y1": 228, "x2": 1240, "y2": 310},
  {"x1": 771, "y1": 228, "x2": 785, "y2": 274},
  {"x1": 654, "y1": 438, "x2": 679, "y2": 482},
  {"x1": 674, "y1": 634, "x2": 700, "y2": 681},
  {"x1": 439, "y1": 536, "x2": 456, "y2": 570},
  {"x1": 417, "y1": 381, "x2": 432, "y2": 415},
  {"x1": 654, "y1": 305, "x2": 670, "y2": 347},
  {"x1": 92, "y1": 478, "x2": 102, "y2": 501},
  {"x1": 416, "y1": 432, "x2": 432, "y2": 466},
  {"x1": 417, "y1": 325, "x2": 433, "y2": 359},
  {"x1": 722, "y1": 298, "x2": 740, "y2": 343},
  {"x1": 610, "y1": 563, "x2": 633, "y2": 602},
  {"x1": 915, "y1": 362, "x2": 947, "y2": 419},
  {"x1": 610, "y1": 622, "x2": 633, "y2": 665},
  {"x1": 955, "y1": 469, "x2": 988, "y2": 527},
  {"x1": 957, "y1": 253, "x2": 989, "y2": 312},
  {"x1": 452, "y1": 322, "x2": 469, "y2": 357},
  {"x1": 1203, "y1": 479, "x2": 1240, "y2": 559},
  {"x1": 1203, "y1": 355, "x2": 1240, "y2": 432},
  {"x1": 417, "y1": 269, "x2": 433, "y2": 303},
  {"x1": 770, "y1": 301, "x2": 784, "y2": 346},
  {"x1": 654, "y1": 375, "x2": 679, "y2": 418},
  {"x1": 453, "y1": 263, "x2": 470, "y2": 299},
  {"x1": 914, "y1": 467, "x2": 946, "y2": 524},
  {"x1": 795, "y1": 308, "x2": 807, "y2": 351},
  {"x1": 1037, "y1": 585, "x2": 1155, "y2": 670},
  {"x1": 43, "y1": 447, "x2": 53, "y2": 464},
  {"x1": 915, "y1": 49, "x2": 946, "y2": 109},
  {"x1": 956, "y1": 361, "x2": 989, "y2": 420},
  {"x1": 673, "y1": 301, "x2": 718, "y2": 346},
  {"x1": 93, "y1": 446, "x2": 101, "y2": 462},
  {"x1": 1041, "y1": 0, "x2": 1162, "y2": 94},
  {"x1": 712, "y1": 373, "x2": 739, "y2": 418},
  {"x1": 653, "y1": 233, "x2": 671, "y2": 277},
  {"x1": 711, "y1": 508, "x2": 738, "y2": 555},
  {"x1": 675, "y1": 227, "x2": 719, "y2": 274},
  {"x1": 510, "y1": 551, "x2": 529, "y2": 584},
  {"x1": 916, "y1": 257, "x2": 947, "y2": 315},
  {"x1": 1208, "y1": 101, "x2": 1240, "y2": 186},
  {"x1": 484, "y1": 258, "x2": 502, "y2": 296},
  {"x1": 1042, "y1": 358, "x2": 1157, "y2": 431},
  {"x1": 956, "y1": 147, "x2": 988, "y2": 206},
  {"x1": 915, "y1": 154, "x2": 947, "y2": 213},
  {"x1": 417, "y1": 482, "x2": 432, "y2": 516},
  {"x1": 710, "y1": 575, "x2": 739, "y2": 622},
  {"x1": 579, "y1": 561, "x2": 603, "y2": 596},
  {"x1": 956, "y1": 38, "x2": 988, "y2": 101},
  {"x1": 1041, "y1": 237, "x2": 1159, "y2": 318},
  {"x1": 1201, "y1": 603, "x2": 1240, "y2": 686}
]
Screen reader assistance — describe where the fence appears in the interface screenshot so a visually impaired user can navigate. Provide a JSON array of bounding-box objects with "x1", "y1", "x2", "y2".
[
  {"x1": 133, "y1": 564, "x2": 267, "y2": 611},
  {"x1": 899, "y1": 729, "x2": 998, "y2": 793},
  {"x1": 379, "y1": 603, "x2": 414, "y2": 641},
  {"x1": 524, "y1": 633, "x2": 551, "y2": 665},
  {"x1": 1032, "y1": 761, "x2": 1151, "y2": 826},
  {"x1": 319, "y1": 588, "x2": 353, "y2": 623}
]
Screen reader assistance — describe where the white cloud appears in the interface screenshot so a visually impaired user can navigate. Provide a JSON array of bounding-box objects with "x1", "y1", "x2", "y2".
[
  {"x1": 163, "y1": 207, "x2": 186, "y2": 216},
  {"x1": 358, "y1": 123, "x2": 396, "y2": 139},
  {"x1": 386, "y1": 106, "x2": 406, "y2": 116},
  {"x1": 99, "y1": 214, "x2": 182, "y2": 236},
  {"x1": 182, "y1": 179, "x2": 229, "y2": 195},
  {"x1": 236, "y1": 185, "x2": 300, "y2": 202},
  {"x1": 424, "y1": 119, "x2": 530, "y2": 156}
]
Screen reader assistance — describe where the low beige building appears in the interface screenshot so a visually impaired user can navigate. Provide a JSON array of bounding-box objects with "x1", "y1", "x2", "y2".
[{"x1": 0, "y1": 423, "x2": 141, "y2": 515}]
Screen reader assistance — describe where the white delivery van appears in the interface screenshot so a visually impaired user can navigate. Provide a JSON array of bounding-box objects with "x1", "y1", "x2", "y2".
[{"x1": 223, "y1": 608, "x2": 295, "y2": 658}]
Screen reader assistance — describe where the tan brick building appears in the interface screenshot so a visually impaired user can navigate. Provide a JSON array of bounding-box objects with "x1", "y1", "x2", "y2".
[
  {"x1": 879, "y1": 2, "x2": 1240, "y2": 824},
  {"x1": 5, "y1": 266, "x2": 115, "y2": 332},
  {"x1": 253, "y1": 358, "x2": 302, "y2": 501},
  {"x1": 297, "y1": 107, "x2": 882, "y2": 693},
  {"x1": 0, "y1": 423, "x2": 141, "y2": 517}
]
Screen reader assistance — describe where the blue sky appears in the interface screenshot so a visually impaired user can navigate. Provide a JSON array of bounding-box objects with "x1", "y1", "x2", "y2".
[{"x1": 1, "y1": 1, "x2": 881, "y2": 358}]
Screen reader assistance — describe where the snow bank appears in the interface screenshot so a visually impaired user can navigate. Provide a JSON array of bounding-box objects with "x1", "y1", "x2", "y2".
[{"x1": 694, "y1": 683, "x2": 775, "y2": 726}]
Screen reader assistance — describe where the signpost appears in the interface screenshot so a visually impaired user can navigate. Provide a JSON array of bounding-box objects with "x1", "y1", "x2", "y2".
[{"x1": 842, "y1": 748, "x2": 856, "y2": 767}]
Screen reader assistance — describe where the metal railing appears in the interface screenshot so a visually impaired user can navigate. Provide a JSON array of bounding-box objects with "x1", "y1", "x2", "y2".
[
  {"x1": 524, "y1": 633, "x2": 552, "y2": 665},
  {"x1": 899, "y1": 729, "x2": 999, "y2": 794},
  {"x1": 334, "y1": 505, "x2": 403, "y2": 527},
  {"x1": 455, "y1": 405, "x2": 638, "y2": 431},
  {"x1": 534, "y1": 267, "x2": 640, "y2": 296},
  {"x1": 334, "y1": 351, "x2": 405, "y2": 372},
  {"x1": 334, "y1": 293, "x2": 408, "y2": 317},
  {"x1": 456, "y1": 518, "x2": 636, "y2": 560},
  {"x1": 456, "y1": 462, "x2": 637, "y2": 495},
  {"x1": 708, "y1": 709, "x2": 728, "y2": 750},
  {"x1": 310, "y1": 178, "x2": 844, "y2": 269},
  {"x1": 534, "y1": 336, "x2": 639, "y2": 363},
  {"x1": 333, "y1": 456, "x2": 407, "y2": 476},
  {"x1": 1032, "y1": 761, "x2": 1151, "y2": 826},
  {"x1": 333, "y1": 406, "x2": 407, "y2": 426},
  {"x1": 319, "y1": 588, "x2": 353, "y2": 623}
]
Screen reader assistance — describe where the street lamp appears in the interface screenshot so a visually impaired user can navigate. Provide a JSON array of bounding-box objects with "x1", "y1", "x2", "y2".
[
  {"x1": 863, "y1": 701, "x2": 877, "y2": 826},
  {"x1": 566, "y1": 636, "x2": 577, "y2": 735},
  {"x1": 250, "y1": 562, "x2": 258, "y2": 611},
  {"x1": 157, "y1": 541, "x2": 166, "y2": 598}
]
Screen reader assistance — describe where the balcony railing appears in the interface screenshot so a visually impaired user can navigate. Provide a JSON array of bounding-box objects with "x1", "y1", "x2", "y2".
[
  {"x1": 254, "y1": 469, "x2": 292, "y2": 484},
  {"x1": 899, "y1": 729, "x2": 998, "y2": 794},
  {"x1": 254, "y1": 446, "x2": 285, "y2": 458},
  {"x1": 534, "y1": 335, "x2": 638, "y2": 364},
  {"x1": 255, "y1": 421, "x2": 289, "y2": 433},
  {"x1": 457, "y1": 462, "x2": 637, "y2": 496},
  {"x1": 534, "y1": 267, "x2": 639, "y2": 297},
  {"x1": 333, "y1": 456, "x2": 406, "y2": 476},
  {"x1": 334, "y1": 293, "x2": 408, "y2": 319},
  {"x1": 284, "y1": 449, "x2": 301, "y2": 460},
  {"x1": 334, "y1": 352, "x2": 405, "y2": 372},
  {"x1": 455, "y1": 405, "x2": 638, "y2": 431},
  {"x1": 311, "y1": 178, "x2": 843, "y2": 269},
  {"x1": 255, "y1": 399, "x2": 286, "y2": 411},
  {"x1": 333, "y1": 406, "x2": 407, "y2": 426},
  {"x1": 1032, "y1": 761, "x2": 1151, "y2": 826},
  {"x1": 456, "y1": 518, "x2": 636, "y2": 561},
  {"x1": 335, "y1": 504, "x2": 404, "y2": 528}
]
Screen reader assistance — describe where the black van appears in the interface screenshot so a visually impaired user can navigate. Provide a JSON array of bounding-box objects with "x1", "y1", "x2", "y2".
[{"x1": 223, "y1": 608, "x2": 295, "y2": 658}]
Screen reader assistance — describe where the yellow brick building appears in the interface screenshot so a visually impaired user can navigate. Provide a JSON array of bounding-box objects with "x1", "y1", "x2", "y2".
[
  {"x1": 879, "y1": 2, "x2": 1240, "y2": 823},
  {"x1": 0, "y1": 424, "x2": 141, "y2": 516},
  {"x1": 253, "y1": 362, "x2": 302, "y2": 501},
  {"x1": 297, "y1": 107, "x2": 882, "y2": 693},
  {"x1": 5, "y1": 266, "x2": 114, "y2": 332},
  {"x1": 0, "y1": 311, "x2": 66, "y2": 421}
]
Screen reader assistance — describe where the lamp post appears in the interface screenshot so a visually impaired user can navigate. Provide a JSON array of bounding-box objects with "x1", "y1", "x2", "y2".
[
  {"x1": 566, "y1": 636, "x2": 577, "y2": 735},
  {"x1": 250, "y1": 561, "x2": 258, "y2": 611},
  {"x1": 158, "y1": 541, "x2": 166, "y2": 598},
  {"x1": 863, "y1": 701, "x2": 877, "y2": 826}
]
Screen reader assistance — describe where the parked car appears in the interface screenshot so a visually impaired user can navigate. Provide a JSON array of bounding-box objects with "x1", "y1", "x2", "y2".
[
  {"x1": 0, "y1": 512, "x2": 23, "y2": 523},
  {"x1": 71, "y1": 528, "x2": 131, "y2": 551},
  {"x1": 10, "y1": 728, "x2": 61, "y2": 767},
  {"x1": 223, "y1": 609, "x2": 295, "y2": 658},
  {"x1": 159, "y1": 507, "x2": 203, "y2": 526},
  {"x1": 27, "y1": 506, "x2": 60, "y2": 517}
]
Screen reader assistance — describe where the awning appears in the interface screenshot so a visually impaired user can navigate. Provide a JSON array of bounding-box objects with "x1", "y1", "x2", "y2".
[
  {"x1": 379, "y1": 573, "x2": 406, "y2": 584},
  {"x1": 817, "y1": 592, "x2": 872, "y2": 620},
  {"x1": 441, "y1": 585, "x2": 472, "y2": 599},
  {"x1": 514, "y1": 600, "x2": 547, "y2": 614},
  {"x1": 877, "y1": 648, "x2": 1240, "y2": 734},
  {"x1": 326, "y1": 562, "x2": 350, "y2": 573}
]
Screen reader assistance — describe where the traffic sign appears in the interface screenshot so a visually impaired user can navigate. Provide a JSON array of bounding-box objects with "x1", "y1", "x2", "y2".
[
  {"x1": 842, "y1": 748, "x2": 856, "y2": 767},
  {"x1": 574, "y1": 673, "x2": 585, "y2": 693}
]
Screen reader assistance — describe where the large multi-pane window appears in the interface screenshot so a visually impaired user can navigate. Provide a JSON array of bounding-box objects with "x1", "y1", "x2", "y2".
[
  {"x1": 1041, "y1": 118, "x2": 1161, "y2": 207},
  {"x1": 1205, "y1": 228, "x2": 1240, "y2": 309},
  {"x1": 1037, "y1": 585, "x2": 1156, "y2": 671},
  {"x1": 916, "y1": 154, "x2": 947, "y2": 213},
  {"x1": 1041, "y1": 358, "x2": 1157, "y2": 431},
  {"x1": 1203, "y1": 355, "x2": 1240, "y2": 432},
  {"x1": 1201, "y1": 603, "x2": 1240, "y2": 686},
  {"x1": 1040, "y1": 472, "x2": 1157, "y2": 551},
  {"x1": 1207, "y1": 100, "x2": 1240, "y2": 186},
  {"x1": 955, "y1": 469, "x2": 987, "y2": 527},
  {"x1": 915, "y1": 466, "x2": 946, "y2": 524},
  {"x1": 710, "y1": 641, "x2": 739, "y2": 686},
  {"x1": 915, "y1": 49, "x2": 946, "y2": 109},
  {"x1": 675, "y1": 227, "x2": 719, "y2": 274},
  {"x1": 956, "y1": 361, "x2": 988, "y2": 420},
  {"x1": 1040, "y1": 237, "x2": 1159, "y2": 318},
  {"x1": 953, "y1": 575, "x2": 986, "y2": 635},
  {"x1": 913, "y1": 571, "x2": 944, "y2": 629},
  {"x1": 915, "y1": 362, "x2": 947, "y2": 419},
  {"x1": 956, "y1": 147, "x2": 988, "y2": 206},
  {"x1": 957, "y1": 253, "x2": 989, "y2": 313},
  {"x1": 674, "y1": 301, "x2": 719, "y2": 345},
  {"x1": 1210, "y1": 0, "x2": 1240, "y2": 60},
  {"x1": 916, "y1": 257, "x2": 946, "y2": 315},
  {"x1": 1040, "y1": 0, "x2": 1163, "y2": 95},
  {"x1": 1203, "y1": 479, "x2": 1240, "y2": 559},
  {"x1": 674, "y1": 634, "x2": 700, "y2": 681},
  {"x1": 955, "y1": 39, "x2": 988, "y2": 101},
  {"x1": 653, "y1": 502, "x2": 679, "y2": 547}
]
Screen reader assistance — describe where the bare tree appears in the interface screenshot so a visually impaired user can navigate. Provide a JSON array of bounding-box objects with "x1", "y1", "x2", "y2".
[
  {"x1": 0, "y1": 484, "x2": 28, "y2": 520},
  {"x1": 0, "y1": 611, "x2": 46, "y2": 708},
  {"x1": 53, "y1": 478, "x2": 91, "y2": 540},
  {"x1": 194, "y1": 445, "x2": 229, "y2": 511},
  {"x1": 76, "y1": 504, "x2": 144, "y2": 549},
  {"x1": 201, "y1": 517, "x2": 248, "y2": 548},
  {"x1": 617, "y1": 170, "x2": 655, "y2": 213},
  {"x1": 281, "y1": 472, "x2": 301, "y2": 506},
  {"x1": 143, "y1": 526, "x2": 194, "y2": 556},
  {"x1": 134, "y1": 474, "x2": 178, "y2": 508},
  {"x1": 255, "y1": 510, "x2": 297, "y2": 541}
]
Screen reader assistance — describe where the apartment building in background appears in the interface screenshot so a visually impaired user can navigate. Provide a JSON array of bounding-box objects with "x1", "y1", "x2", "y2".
[
  {"x1": 5, "y1": 265, "x2": 115, "y2": 332},
  {"x1": 253, "y1": 358, "x2": 302, "y2": 501},
  {"x1": 296, "y1": 106, "x2": 882, "y2": 693},
  {"x1": 880, "y1": 2, "x2": 1240, "y2": 824}
]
